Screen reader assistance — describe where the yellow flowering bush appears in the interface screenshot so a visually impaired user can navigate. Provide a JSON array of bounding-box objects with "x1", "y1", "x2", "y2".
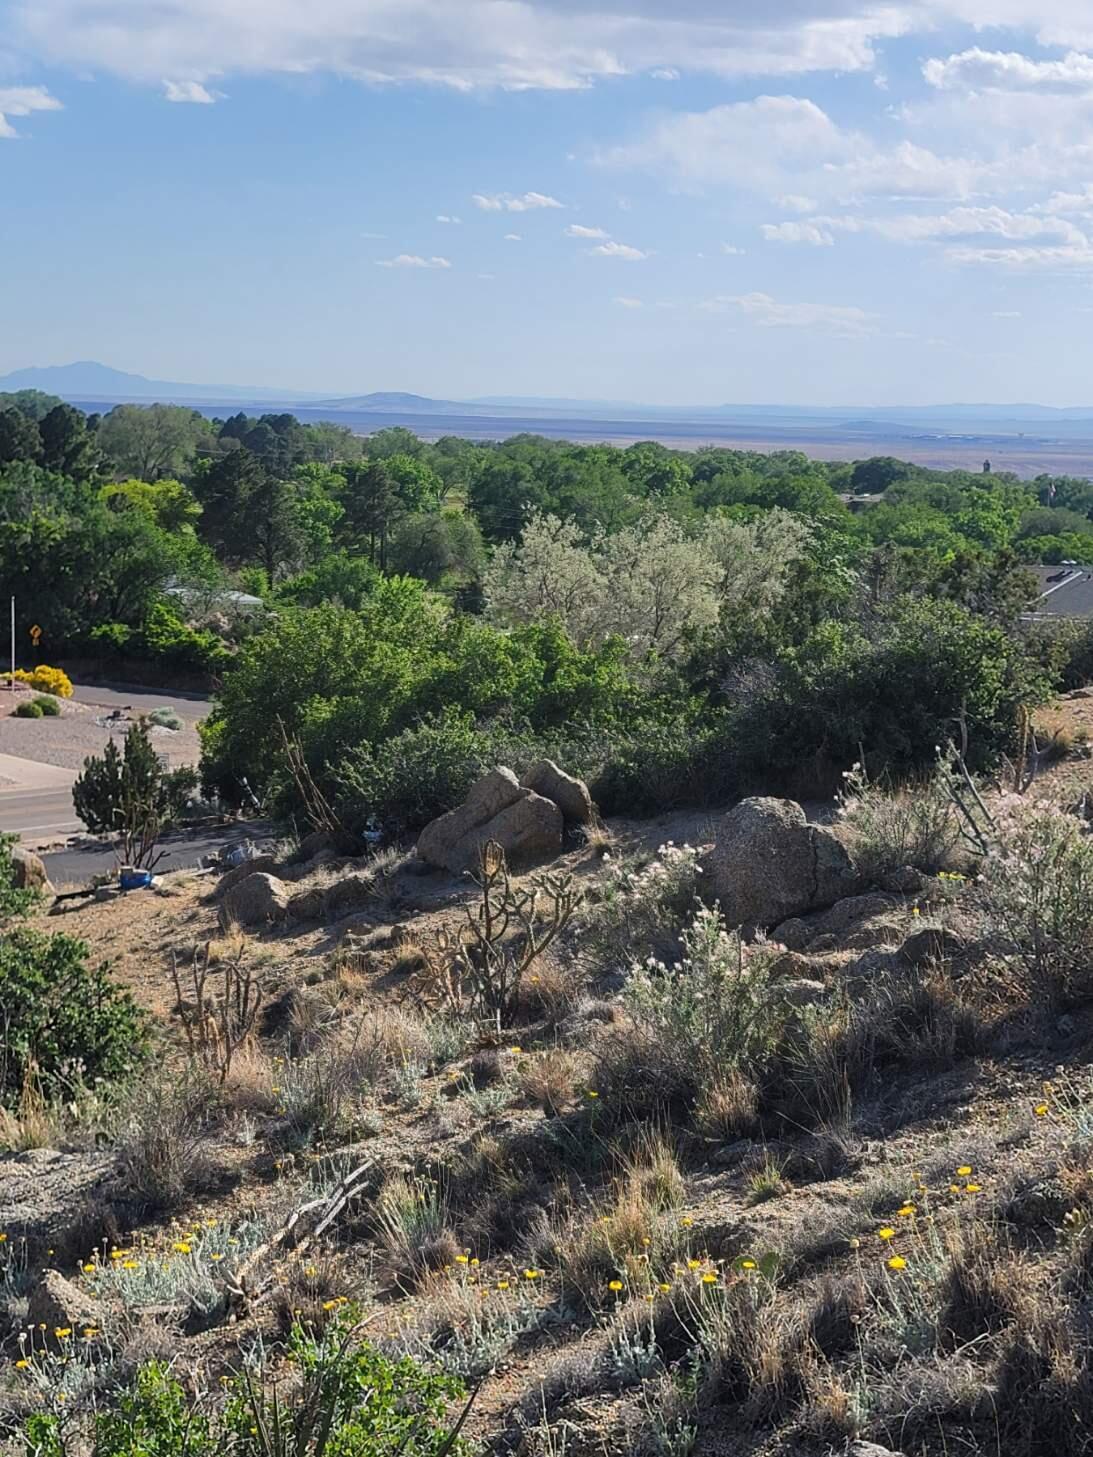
[{"x1": 2, "y1": 666, "x2": 74, "y2": 698}]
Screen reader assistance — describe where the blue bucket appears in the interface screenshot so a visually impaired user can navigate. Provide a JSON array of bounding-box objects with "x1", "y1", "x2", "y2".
[{"x1": 119, "y1": 869, "x2": 153, "y2": 892}]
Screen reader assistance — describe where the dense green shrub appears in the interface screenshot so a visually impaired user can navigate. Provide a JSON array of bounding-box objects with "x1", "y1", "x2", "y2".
[
  {"x1": 139, "y1": 599, "x2": 232, "y2": 674},
  {"x1": 202, "y1": 593, "x2": 637, "y2": 807},
  {"x1": 0, "y1": 928, "x2": 147, "y2": 1103},
  {"x1": 13, "y1": 699, "x2": 43, "y2": 718},
  {"x1": 33, "y1": 695, "x2": 61, "y2": 717},
  {"x1": 590, "y1": 707, "x2": 739, "y2": 816},
  {"x1": 22, "y1": 1318, "x2": 470, "y2": 1457},
  {"x1": 737, "y1": 595, "x2": 1052, "y2": 787}
]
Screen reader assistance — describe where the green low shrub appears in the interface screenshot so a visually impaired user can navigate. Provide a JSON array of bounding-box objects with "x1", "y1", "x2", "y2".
[
  {"x1": 12, "y1": 700, "x2": 43, "y2": 718},
  {"x1": 148, "y1": 705, "x2": 184, "y2": 731},
  {"x1": 0, "y1": 928, "x2": 148, "y2": 1105},
  {"x1": 33, "y1": 695, "x2": 61, "y2": 717},
  {"x1": 21, "y1": 1317, "x2": 471, "y2": 1457}
]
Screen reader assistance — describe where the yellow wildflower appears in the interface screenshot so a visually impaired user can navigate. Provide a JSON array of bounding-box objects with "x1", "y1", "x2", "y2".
[
  {"x1": 878, "y1": 1228, "x2": 895, "y2": 1241},
  {"x1": 608, "y1": 1280, "x2": 623, "y2": 1292},
  {"x1": 888, "y1": 1256, "x2": 907, "y2": 1271}
]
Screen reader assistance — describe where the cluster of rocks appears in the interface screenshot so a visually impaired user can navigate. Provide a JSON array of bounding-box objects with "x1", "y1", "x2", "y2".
[{"x1": 416, "y1": 760, "x2": 595, "y2": 874}]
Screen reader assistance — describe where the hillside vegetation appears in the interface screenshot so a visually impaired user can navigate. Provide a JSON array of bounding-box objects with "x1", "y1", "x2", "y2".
[{"x1": 8, "y1": 398, "x2": 1093, "y2": 1456}]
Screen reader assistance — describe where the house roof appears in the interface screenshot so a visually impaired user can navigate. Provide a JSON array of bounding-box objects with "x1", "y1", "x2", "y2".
[{"x1": 1028, "y1": 565, "x2": 1093, "y2": 618}]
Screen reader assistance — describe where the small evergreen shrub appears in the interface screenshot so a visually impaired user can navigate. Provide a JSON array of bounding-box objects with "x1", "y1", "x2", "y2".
[
  {"x1": 13, "y1": 700, "x2": 43, "y2": 718},
  {"x1": 33, "y1": 695, "x2": 61, "y2": 717}
]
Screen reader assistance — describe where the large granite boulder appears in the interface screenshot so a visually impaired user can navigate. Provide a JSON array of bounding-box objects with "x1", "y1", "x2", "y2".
[
  {"x1": 219, "y1": 872, "x2": 289, "y2": 929},
  {"x1": 10, "y1": 845, "x2": 53, "y2": 896},
  {"x1": 704, "y1": 798, "x2": 860, "y2": 929},
  {"x1": 521, "y1": 760, "x2": 595, "y2": 827},
  {"x1": 210, "y1": 854, "x2": 280, "y2": 902},
  {"x1": 417, "y1": 767, "x2": 564, "y2": 874}
]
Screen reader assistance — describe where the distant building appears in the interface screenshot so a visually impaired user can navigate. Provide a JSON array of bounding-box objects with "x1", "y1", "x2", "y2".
[{"x1": 1026, "y1": 565, "x2": 1093, "y2": 619}]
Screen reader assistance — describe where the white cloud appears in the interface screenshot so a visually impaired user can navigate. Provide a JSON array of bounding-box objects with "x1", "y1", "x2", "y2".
[
  {"x1": 761, "y1": 205, "x2": 1092, "y2": 261},
  {"x1": 566, "y1": 223, "x2": 610, "y2": 239},
  {"x1": 705, "y1": 291, "x2": 879, "y2": 336},
  {"x1": 4, "y1": 1, "x2": 918, "y2": 94},
  {"x1": 650, "y1": 67, "x2": 680, "y2": 81},
  {"x1": 473, "y1": 190, "x2": 563, "y2": 212},
  {"x1": 615, "y1": 296, "x2": 644, "y2": 308},
  {"x1": 0, "y1": 83, "x2": 62, "y2": 137},
  {"x1": 436, "y1": 213, "x2": 461, "y2": 224},
  {"x1": 163, "y1": 78, "x2": 217, "y2": 102},
  {"x1": 376, "y1": 254, "x2": 452, "y2": 268},
  {"x1": 924, "y1": 48, "x2": 1093, "y2": 93},
  {"x1": 762, "y1": 220, "x2": 836, "y2": 245},
  {"x1": 993, "y1": 309, "x2": 1022, "y2": 316},
  {"x1": 590, "y1": 240, "x2": 648, "y2": 259},
  {"x1": 721, "y1": 243, "x2": 746, "y2": 254},
  {"x1": 777, "y1": 194, "x2": 818, "y2": 213},
  {"x1": 503, "y1": 232, "x2": 522, "y2": 241}
]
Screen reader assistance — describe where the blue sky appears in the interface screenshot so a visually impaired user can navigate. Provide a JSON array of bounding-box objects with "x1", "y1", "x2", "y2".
[{"x1": 3, "y1": 1, "x2": 1093, "y2": 404}]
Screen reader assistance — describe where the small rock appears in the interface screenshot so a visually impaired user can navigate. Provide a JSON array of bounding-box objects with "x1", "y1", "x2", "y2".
[
  {"x1": 27, "y1": 1271, "x2": 106, "y2": 1343},
  {"x1": 768, "y1": 951, "x2": 817, "y2": 980},
  {"x1": 287, "y1": 887, "x2": 326, "y2": 923},
  {"x1": 10, "y1": 845, "x2": 53, "y2": 896},
  {"x1": 210, "y1": 854, "x2": 280, "y2": 902},
  {"x1": 521, "y1": 759, "x2": 595, "y2": 827},
  {"x1": 297, "y1": 830, "x2": 337, "y2": 863},
  {"x1": 900, "y1": 925, "x2": 964, "y2": 967},
  {"x1": 322, "y1": 872, "x2": 377, "y2": 921},
  {"x1": 774, "y1": 892, "x2": 897, "y2": 951},
  {"x1": 220, "y1": 872, "x2": 289, "y2": 929},
  {"x1": 775, "y1": 978, "x2": 829, "y2": 1008},
  {"x1": 880, "y1": 865, "x2": 931, "y2": 895}
]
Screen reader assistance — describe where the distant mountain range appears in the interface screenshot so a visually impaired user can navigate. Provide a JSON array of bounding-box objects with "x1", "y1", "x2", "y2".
[
  {"x1": 6, "y1": 361, "x2": 1093, "y2": 431},
  {"x1": 0, "y1": 361, "x2": 328, "y2": 404}
]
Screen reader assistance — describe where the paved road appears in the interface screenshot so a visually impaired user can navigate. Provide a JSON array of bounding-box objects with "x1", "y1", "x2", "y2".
[
  {"x1": 0, "y1": 754, "x2": 79, "y2": 839},
  {"x1": 42, "y1": 820, "x2": 278, "y2": 889},
  {"x1": 68, "y1": 682, "x2": 210, "y2": 725}
]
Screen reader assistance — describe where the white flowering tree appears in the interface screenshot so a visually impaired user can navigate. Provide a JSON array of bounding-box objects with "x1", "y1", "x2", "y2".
[{"x1": 484, "y1": 508, "x2": 810, "y2": 665}]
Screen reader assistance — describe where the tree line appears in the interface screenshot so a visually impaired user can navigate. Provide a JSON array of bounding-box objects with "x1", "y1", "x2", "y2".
[{"x1": 3, "y1": 388, "x2": 1092, "y2": 824}]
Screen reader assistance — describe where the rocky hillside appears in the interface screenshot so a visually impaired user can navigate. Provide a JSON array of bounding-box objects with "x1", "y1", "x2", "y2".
[{"x1": 3, "y1": 756, "x2": 1093, "y2": 1457}]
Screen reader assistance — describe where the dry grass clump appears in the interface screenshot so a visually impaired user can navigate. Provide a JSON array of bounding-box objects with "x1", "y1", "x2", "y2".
[
  {"x1": 519, "y1": 1050, "x2": 578, "y2": 1116},
  {"x1": 549, "y1": 1136, "x2": 685, "y2": 1311},
  {"x1": 115, "y1": 1069, "x2": 216, "y2": 1215},
  {"x1": 938, "y1": 1223, "x2": 1033, "y2": 1345},
  {"x1": 838, "y1": 762, "x2": 965, "y2": 879},
  {"x1": 516, "y1": 959, "x2": 586, "y2": 1026},
  {"x1": 694, "y1": 1070, "x2": 760, "y2": 1141},
  {"x1": 375, "y1": 1175, "x2": 460, "y2": 1289},
  {"x1": 221, "y1": 1040, "x2": 280, "y2": 1115}
]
